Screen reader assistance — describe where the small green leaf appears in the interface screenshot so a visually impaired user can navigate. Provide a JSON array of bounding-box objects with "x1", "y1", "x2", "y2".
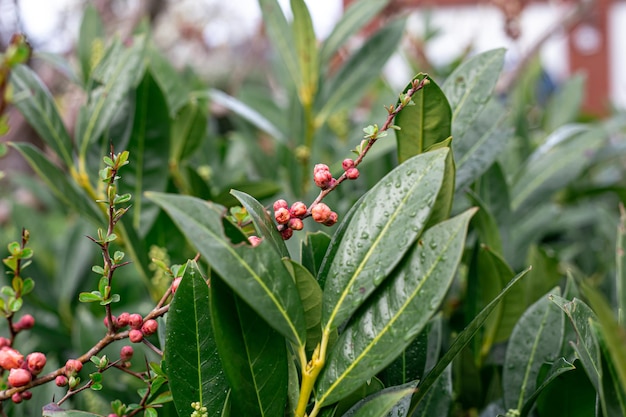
[
  {"x1": 7, "y1": 241, "x2": 20, "y2": 255},
  {"x1": 79, "y1": 292, "x2": 102, "y2": 303},
  {"x1": 92, "y1": 265, "x2": 105, "y2": 275},
  {"x1": 1, "y1": 286, "x2": 14, "y2": 297},
  {"x1": 21, "y1": 278, "x2": 35, "y2": 295},
  {"x1": 8, "y1": 297, "x2": 23, "y2": 312},
  {"x1": 143, "y1": 408, "x2": 157, "y2": 417},
  {"x1": 113, "y1": 193, "x2": 132, "y2": 205}
]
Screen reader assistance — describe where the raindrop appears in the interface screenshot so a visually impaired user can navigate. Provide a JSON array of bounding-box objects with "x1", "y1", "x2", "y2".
[
  {"x1": 373, "y1": 275, "x2": 384, "y2": 285},
  {"x1": 429, "y1": 242, "x2": 438, "y2": 250},
  {"x1": 408, "y1": 211, "x2": 417, "y2": 218},
  {"x1": 395, "y1": 181, "x2": 402, "y2": 188},
  {"x1": 360, "y1": 231, "x2": 370, "y2": 240}
]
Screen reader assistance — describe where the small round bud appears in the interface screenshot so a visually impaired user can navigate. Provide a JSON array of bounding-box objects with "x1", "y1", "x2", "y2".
[
  {"x1": 0, "y1": 337, "x2": 10, "y2": 348},
  {"x1": 280, "y1": 227, "x2": 293, "y2": 240},
  {"x1": 26, "y1": 352, "x2": 46, "y2": 375},
  {"x1": 345, "y1": 167, "x2": 360, "y2": 180},
  {"x1": 288, "y1": 218, "x2": 304, "y2": 231},
  {"x1": 103, "y1": 315, "x2": 116, "y2": 328},
  {"x1": 129, "y1": 329, "x2": 143, "y2": 343},
  {"x1": 311, "y1": 203, "x2": 332, "y2": 223},
  {"x1": 55, "y1": 375, "x2": 68, "y2": 387},
  {"x1": 313, "y1": 164, "x2": 330, "y2": 174},
  {"x1": 11, "y1": 392, "x2": 22, "y2": 404},
  {"x1": 120, "y1": 345, "x2": 134, "y2": 361},
  {"x1": 313, "y1": 170, "x2": 333, "y2": 189},
  {"x1": 323, "y1": 211, "x2": 339, "y2": 227},
  {"x1": 0, "y1": 347, "x2": 24, "y2": 370},
  {"x1": 64, "y1": 359, "x2": 83, "y2": 376},
  {"x1": 289, "y1": 202, "x2": 307, "y2": 217},
  {"x1": 8, "y1": 368, "x2": 31, "y2": 387},
  {"x1": 274, "y1": 208, "x2": 291, "y2": 225},
  {"x1": 272, "y1": 199, "x2": 288, "y2": 211},
  {"x1": 116, "y1": 312, "x2": 130, "y2": 327},
  {"x1": 248, "y1": 236, "x2": 262, "y2": 247},
  {"x1": 171, "y1": 277, "x2": 182, "y2": 293},
  {"x1": 14, "y1": 314, "x2": 35, "y2": 331},
  {"x1": 141, "y1": 319, "x2": 158, "y2": 336},
  {"x1": 342, "y1": 159, "x2": 355, "y2": 170},
  {"x1": 128, "y1": 313, "x2": 143, "y2": 329},
  {"x1": 21, "y1": 391, "x2": 32, "y2": 400}
]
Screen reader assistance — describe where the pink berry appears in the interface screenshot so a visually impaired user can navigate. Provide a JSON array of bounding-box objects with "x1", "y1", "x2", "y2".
[
  {"x1": 104, "y1": 315, "x2": 117, "y2": 328},
  {"x1": 280, "y1": 227, "x2": 293, "y2": 240},
  {"x1": 0, "y1": 347, "x2": 24, "y2": 370},
  {"x1": 272, "y1": 199, "x2": 288, "y2": 211},
  {"x1": 323, "y1": 211, "x2": 339, "y2": 227},
  {"x1": 8, "y1": 368, "x2": 31, "y2": 387},
  {"x1": 116, "y1": 312, "x2": 130, "y2": 327},
  {"x1": 129, "y1": 329, "x2": 143, "y2": 343},
  {"x1": 0, "y1": 337, "x2": 10, "y2": 348},
  {"x1": 248, "y1": 236, "x2": 262, "y2": 247},
  {"x1": 171, "y1": 277, "x2": 182, "y2": 293},
  {"x1": 11, "y1": 392, "x2": 22, "y2": 404},
  {"x1": 55, "y1": 375, "x2": 68, "y2": 386},
  {"x1": 313, "y1": 170, "x2": 333, "y2": 189},
  {"x1": 290, "y1": 202, "x2": 307, "y2": 217},
  {"x1": 311, "y1": 203, "x2": 332, "y2": 223},
  {"x1": 21, "y1": 390, "x2": 32, "y2": 400},
  {"x1": 288, "y1": 218, "x2": 304, "y2": 231},
  {"x1": 314, "y1": 164, "x2": 329, "y2": 173},
  {"x1": 120, "y1": 345, "x2": 134, "y2": 361},
  {"x1": 342, "y1": 159, "x2": 355, "y2": 170},
  {"x1": 141, "y1": 319, "x2": 158, "y2": 336},
  {"x1": 64, "y1": 359, "x2": 83, "y2": 376},
  {"x1": 14, "y1": 314, "x2": 34, "y2": 331},
  {"x1": 128, "y1": 313, "x2": 143, "y2": 329},
  {"x1": 345, "y1": 167, "x2": 360, "y2": 180},
  {"x1": 274, "y1": 207, "x2": 291, "y2": 224},
  {"x1": 26, "y1": 352, "x2": 46, "y2": 375}
]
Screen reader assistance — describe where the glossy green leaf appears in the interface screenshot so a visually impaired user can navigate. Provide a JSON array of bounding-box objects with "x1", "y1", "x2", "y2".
[
  {"x1": 317, "y1": 209, "x2": 475, "y2": 406},
  {"x1": 519, "y1": 358, "x2": 576, "y2": 417},
  {"x1": 147, "y1": 192, "x2": 306, "y2": 346},
  {"x1": 502, "y1": 287, "x2": 564, "y2": 413},
  {"x1": 409, "y1": 267, "x2": 531, "y2": 413},
  {"x1": 258, "y1": 0, "x2": 300, "y2": 88},
  {"x1": 210, "y1": 276, "x2": 288, "y2": 417},
  {"x1": 206, "y1": 89, "x2": 287, "y2": 143},
  {"x1": 230, "y1": 190, "x2": 289, "y2": 258},
  {"x1": 467, "y1": 190, "x2": 503, "y2": 254},
  {"x1": 424, "y1": 137, "x2": 455, "y2": 228},
  {"x1": 9, "y1": 142, "x2": 103, "y2": 225},
  {"x1": 454, "y1": 98, "x2": 513, "y2": 191},
  {"x1": 9, "y1": 65, "x2": 74, "y2": 166},
  {"x1": 119, "y1": 70, "x2": 170, "y2": 236},
  {"x1": 284, "y1": 259, "x2": 322, "y2": 353},
  {"x1": 300, "y1": 231, "x2": 331, "y2": 278},
  {"x1": 617, "y1": 205, "x2": 626, "y2": 326},
  {"x1": 149, "y1": 46, "x2": 190, "y2": 116},
  {"x1": 394, "y1": 74, "x2": 452, "y2": 163},
  {"x1": 442, "y1": 48, "x2": 505, "y2": 144},
  {"x1": 511, "y1": 125, "x2": 606, "y2": 213},
  {"x1": 544, "y1": 73, "x2": 585, "y2": 132},
  {"x1": 321, "y1": 149, "x2": 447, "y2": 334},
  {"x1": 78, "y1": 4, "x2": 105, "y2": 84},
  {"x1": 165, "y1": 261, "x2": 228, "y2": 417},
  {"x1": 412, "y1": 365, "x2": 452, "y2": 417},
  {"x1": 75, "y1": 35, "x2": 147, "y2": 157},
  {"x1": 42, "y1": 404, "x2": 102, "y2": 417},
  {"x1": 291, "y1": 0, "x2": 318, "y2": 106},
  {"x1": 535, "y1": 362, "x2": 596, "y2": 417},
  {"x1": 341, "y1": 383, "x2": 415, "y2": 417},
  {"x1": 170, "y1": 98, "x2": 207, "y2": 164},
  {"x1": 319, "y1": 0, "x2": 389, "y2": 66},
  {"x1": 316, "y1": 18, "x2": 406, "y2": 126}
]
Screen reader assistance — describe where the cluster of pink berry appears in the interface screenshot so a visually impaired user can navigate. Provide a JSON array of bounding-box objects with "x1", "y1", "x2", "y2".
[
  {"x1": 54, "y1": 358, "x2": 83, "y2": 389},
  {"x1": 104, "y1": 312, "x2": 159, "y2": 344},
  {"x1": 0, "y1": 314, "x2": 43, "y2": 402},
  {"x1": 271, "y1": 199, "x2": 336, "y2": 241}
]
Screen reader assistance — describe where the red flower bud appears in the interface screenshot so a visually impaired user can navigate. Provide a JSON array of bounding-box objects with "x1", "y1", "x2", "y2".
[
  {"x1": 21, "y1": 390, "x2": 32, "y2": 400},
  {"x1": 11, "y1": 393, "x2": 22, "y2": 404},
  {"x1": 171, "y1": 277, "x2": 182, "y2": 293},
  {"x1": 0, "y1": 337, "x2": 10, "y2": 348},
  {"x1": 280, "y1": 227, "x2": 293, "y2": 240},
  {"x1": 55, "y1": 375, "x2": 68, "y2": 387},
  {"x1": 0, "y1": 347, "x2": 24, "y2": 370},
  {"x1": 345, "y1": 167, "x2": 359, "y2": 180},
  {"x1": 103, "y1": 315, "x2": 116, "y2": 328},
  {"x1": 311, "y1": 203, "x2": 332, "y2": 223},
  {"x1": 8, "y1": 368, "x2": 31, "y2": 387},
  {"x1": 26, "y1": 352, "x2": 46, "y2": 375},
  {"x1": 64, "y1": 359, "x2": 83, "y2": 376},
  {"x1": 141, "y1": 319, "x2": 158, "y2": 336},
  {"x1": 116, "y1": 312, "x2": 130, "y2": 327},
  {"x1": 120, "y1": 345, "x2": 134, "y2": 361},
  {"x1": 342, "y1": 159, "x2": 355, "y2": 170},
  {"x1": 323, "y1": 211, "x2": 339, "y2": 227},
  {"x1": 14, "y1": 314, "x2": 35, "y2": 331},
  {"x1": 128, "y1": 313, "x2": 143, "y2": 329},
  {"x1": 129, "y1": 329, "x2": 143, "y2": 343},
  {"x1": 288, "y1": 218, "x2": 304, "y2": 231},
  {"x1": 274, "y1": 208, "x2": 291, "y2": 224},
  {"x1": 313, "y1": 170, "x2": 333, "y2": 189},
  {"x1": 314, "y1": 164, "x2": 329, "y2": 174},
  {"x1": 248, "y1": 236, "x2": 262, "y2": 247},
  {"x1": 273, "y1": 199, "x2": 288, "y2": 211},
  {"x1": 289, "y1": 202, "x2": 307, "y2": 217}
]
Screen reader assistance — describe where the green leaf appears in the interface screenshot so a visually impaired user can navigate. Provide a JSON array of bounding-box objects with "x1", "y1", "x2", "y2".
[
  {"x1": 408, "y1": 267, "x2": 531, "y2": 413},
  {"x1": 210, "y1": 276, "x2": 288, "y2": 417},
  {"x1": 291, "y1": 0, "x2": 318, "y2": 106},
  {"x1": 442, "y1": 48, "x2": 505, "y2": 145},
  {"x1": 230, "y1": 190, "x2": 289, "y2": 258},
  {"x1": 78, "y1": 292, "x2": 102, "y2": 302},
  {"x1": 300, "y1": 231, "x2": 332, "y2": 278},
  {"x1": 321, "y1": 148, "x2": 447, "y2": 334},
  {"x1": 170, "y1": 98, "x2": 208, "y2": 164},
  {"x1": 21, "y1": 277, "x2": 35, "y2": 295},
  {"x1": 319, "y1": 0, "x2": 389, "y2": 67},
  {"x1": 76, "y1": 35, "x2": 147, "y2": 157},
  {"x1": 341, "y1": 383, "x2": 415, "y2": 417},
  {"x1": 534, "y1": 361, "x2": 596, "y2": 417},
  {"x1": 8, "y1": 143, "x2": 104, "y2": 225},
  {"x1": 118, "y1": 70, "x2": 170, "y2": 236},
  {"x1": 214, "y1": 181, "x2": 281, "y2": 208},
  {"x1": 394, "y1": 74, "x2": 452, "y2": 163},
  {"x1": 423, "y1": 138, "x2": 455, "y2": 228},
  {"x1": 9, "y1": 65, "x2": 74, "y2": 166},
  {"x1": 511, "y1": 125, "x2": 606, "y2": 213},
  {"x1": 147, "y1": 192, "x2": 306, "y2": 346},
  {"x1": 617, "y1": 204, "x2": 626, "y2": 326},
  {"x1": 42, "y1": 404, "x2": 103, "y2": 417},
  {"x1": 519, "y1": 358, "x2": 577, "y2": 417},
  {"x1": 316, "y1": 18, "x2": 406, "y2": 126},
  {"x1": 166, "y1": 260, "x2": 229, "y2": 417},
  {"x1": 258, "y1": 0, "x2": 300, "y2": 89},
  {"x1": 149, "y1": 46, "x2": 190, "y2": 116},
  {"x1": 78, "y1": 4, "x2": 105, "y2": 84},
  {"x1": 8, "y1": 297, "x2": 22, "y2": 312},
  {"x1": 412, "y1": 365, "x2": 452, "y2": 417},
  {"x1": 502, "y1": 287, "x2": 564, "y2": 413},
  {"x1": 316, "y1": 209, "x2": 475, "y2": 406},
  {"x1": 544, "y1": 73, "x2": 586, "y2": 132}
]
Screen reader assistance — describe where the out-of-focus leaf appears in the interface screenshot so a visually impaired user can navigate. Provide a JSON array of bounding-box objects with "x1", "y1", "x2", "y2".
[
  {"x1": 214, "y1": 181, "x2": 281, "y2": 208},
  {"x1": 42, "y1": 404, "x2": 102, "y2": 417},
  {"x1": 170, "y1": 98, "x2": 208, "y2": 164},
  {"x1": 395, "y1": 73, "x2": 452, "y2": 163},
  {"x1": 10, "y1": 65, "x2": 74, "y2": 166},
  {"x1": 166, "y1": 261, "x2": 228, "y2": 416},
  {"x1": 291, "y1": 0, "x2": 318, "y2": 106},
  {"x1": 316, "y1": 209, "x2": 475, "y2": 406},
  {"x1": 147, "y1": 192, "x2": 306, "y2": 346},
  {"x1": 502, "y1": 288, "x2": 564, "y2": 413},
  {"x1": 522, "y1": 245, "x2": 561, "y2": 307},
  {"x1": 300, "y1": 231, "x2": 332, "y2": 278},
  {"x1": 544, "y1": 73, "x2": 586, "y2": 132},
  {"x1": 341, "y1": 382, "x2": 416, "y2": 417},
  {"x1": 319, "y1": 0, "x2": 389, "y2": 66},
  {"x1": 316, "y1": 18, "x2": 406, "y2": 126},
  {"x1": 210, "y1": 276, "x2": 288, "y2": 417},
  {"x1": 442, "y1": 48, "x2": 505, "y2": 144},
  {"x1": 33, "y1": 51, "x2": 80, "y2": 84},
  {"x1": 321, "y1": 149, "x2": 447, "y2": 335},
  {"x1": 78, "y1": 4, "x2": 105, "y2": 84},
  {"x1": 617, "y1": 204, "x2": 626, "y2": 326},
  {"x1": 149, "y1": 46, "x2": 190, "y2": 116}
]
